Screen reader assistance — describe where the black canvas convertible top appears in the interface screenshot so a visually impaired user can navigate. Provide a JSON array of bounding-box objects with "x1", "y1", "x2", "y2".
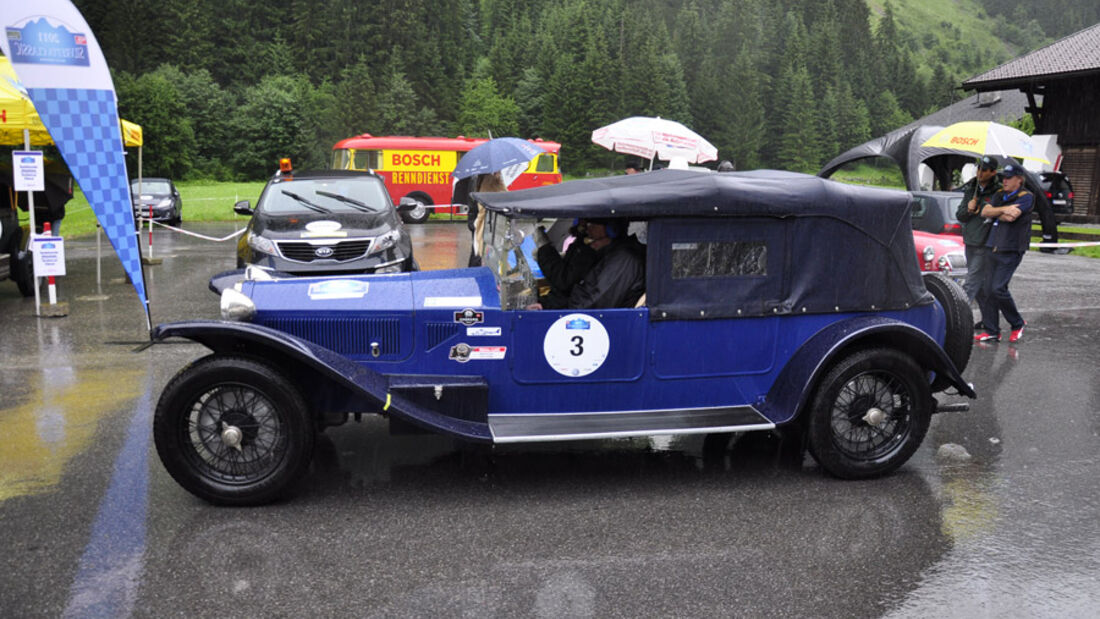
[
  {"x1": 476, "y1": 169, "x2": 932, "y2": 320},
  {"x1": 476, "y1": 168, "x2": 902, "y2": 220}
]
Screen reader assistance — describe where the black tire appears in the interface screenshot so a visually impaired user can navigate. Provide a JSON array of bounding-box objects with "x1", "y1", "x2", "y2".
[
  {"x1": 154, "y1": 355, "x2": 315, "y2": 506},
  {"x1": 14, "y1": 250, "x2": 34, "y2": 297},
  {"x1": 922, "y1": 271, "x2": 972, "y2": 389},
  {"x1": 807, "y1": 348, "x2": 932, "y2": 479},
  {"x1": 400, "y1": 191, "x2": 432, "y2": 224}
]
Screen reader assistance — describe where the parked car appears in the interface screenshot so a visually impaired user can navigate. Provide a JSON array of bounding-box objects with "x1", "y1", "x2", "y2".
[
  {"x1": 912, "y1": 230, "x2": 967, "y2": 286},
  {"x1": 1039, "y1": 171, "x2": 1074, "y2": 215},
  {"x1": 131, "y1": 177, "x2": 182, "y2": 226},
  {"x1": 152, "y1": 169, "x2": 975, "y2": 505},
  {"x1": 910, "y1": 190, "x2": 963, "y2": 236},
  {"x1": 233, "y1": 167, "x2": 417, "y2": 276}
]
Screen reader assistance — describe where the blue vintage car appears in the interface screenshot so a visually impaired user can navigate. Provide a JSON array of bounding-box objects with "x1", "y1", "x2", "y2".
[{"x1": 153, "y1": 169, "x2": 975, "y2": 505}]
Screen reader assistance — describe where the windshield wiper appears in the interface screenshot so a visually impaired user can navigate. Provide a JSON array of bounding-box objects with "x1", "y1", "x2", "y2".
[
  {"x1": 315, "y1": 190, "x2": 377, "y2": 213},
  {"x1": 280, "y1": 190, "x2": 331, "y2": 213}
]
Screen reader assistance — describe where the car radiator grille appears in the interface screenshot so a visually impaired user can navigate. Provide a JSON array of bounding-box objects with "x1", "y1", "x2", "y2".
[
  {"x1": 947, "y1": 254, "x2": 967, "y2": 269},
  {"x1": 259, "y1": 317, "x2": 400, "y2": 356},
  {"x1": 277, "y1": 239, "x2": 371, "y2": 262}
]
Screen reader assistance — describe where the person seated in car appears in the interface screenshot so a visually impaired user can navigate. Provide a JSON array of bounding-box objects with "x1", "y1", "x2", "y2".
[
  {"x1": 530, "y1": 219, "x2": 645, "y2": 310},
  {"x1": 534, "y1": 219, "x2": 599, "y2": 303}
]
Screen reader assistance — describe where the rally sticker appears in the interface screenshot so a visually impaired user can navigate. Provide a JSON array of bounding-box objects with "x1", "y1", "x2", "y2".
[
  {"x1": 307, "y1": 279, "x2": 368, "y2": 300},
  {"x1": 543, "y1": 313, "x2": 610, "y2": 377},
  {"x1": 454, "y1": 308, "x2": 484, "y2": 325},
  {"x1": 449, "y1": 343, "x2": 507, "y2": 363},
  {"x1": 467, "y1": 326, "x2": 501, "y2": 337}
]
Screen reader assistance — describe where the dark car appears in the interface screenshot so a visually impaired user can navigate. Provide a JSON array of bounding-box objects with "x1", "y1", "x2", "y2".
[
  {"x1": 1, "y1": 204, "x2": 33, "y2": 296},
  {"x1": 234, "y1": 169, "x2": 416, "y2": 275},
  {"x1": 131, "y1": 177, "x2": 182, "y2": 225},
  {"x1": 152, "y1": 169, "x2": 975, "y2": 506},
  {"x1": 910, "y1": 190, "x2": 964, "y2": 236},
  {"x1": 1040, "y1": 171, "x2": 1074, "y2": 215}
]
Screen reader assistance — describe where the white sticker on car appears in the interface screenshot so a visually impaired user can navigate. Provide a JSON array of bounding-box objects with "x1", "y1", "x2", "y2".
[
  {"x1": 307, "y1": 279, "x2": 368, "y2": 300},
  {"x1": 543, "y1": 313, "x2": 610, "y2": 377},
  {"x1": 425, "y1": 296, "x2": 482, "y2": 307},
  {"x1": 467, "y1": 326, "x2": 502, "y2": 337}
]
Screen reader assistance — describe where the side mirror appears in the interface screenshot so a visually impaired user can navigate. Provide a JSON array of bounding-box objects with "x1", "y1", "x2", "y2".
[
  {"x1": 233, "y1": 200, "x2": 254, "y2": 216},
  {"x1": 397, "y1": 196, "x2": 421, "y2": 213}
]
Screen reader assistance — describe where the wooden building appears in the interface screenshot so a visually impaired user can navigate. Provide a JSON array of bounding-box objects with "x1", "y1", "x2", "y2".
[{"x1": 964, "y1": 22, "x2": 1100, "y2": 223}]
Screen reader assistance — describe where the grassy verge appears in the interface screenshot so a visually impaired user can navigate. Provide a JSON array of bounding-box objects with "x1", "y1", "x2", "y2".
[{"x1": 17, "y1": 180, "x2": 266, "y2": 238}]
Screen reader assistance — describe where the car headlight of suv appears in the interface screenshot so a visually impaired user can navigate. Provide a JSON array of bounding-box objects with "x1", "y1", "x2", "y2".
[
  {"x1": 922, "y1": 246, "x2": 936, "y2": 263},
  {"x1": 247, "y1": 232, "x2": 278, "y2": 255},
  {"x1": 367, "y1": 230, "x2": 402, "y2": 256}
]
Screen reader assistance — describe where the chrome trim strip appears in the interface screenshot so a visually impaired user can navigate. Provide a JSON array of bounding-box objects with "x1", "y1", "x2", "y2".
[
  {"x1": 488, "y1": 405, "x2": 774, "y2": 444},
  {"x1": 491, "y1": 423, "x2": 776, "y2": 444}
]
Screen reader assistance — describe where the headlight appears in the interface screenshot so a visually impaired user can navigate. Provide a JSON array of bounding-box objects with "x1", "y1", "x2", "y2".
[
  {"x1": 922, "y1": 246, "x2": 936, "y2": 262},
  {"x1": 247, "y1": 232, "x2": 278, "y2": 255},
  {"x1": 937, "y1": 256, "x2": 950, "y2": 271},
  {"x1": 157, "y1": 198, "x2": 173, "y2": 208},
  {"x1": 367, "y1": 230, "x2": 402, "y2": 256},
  {"x1": 220, "y1": 287, "x2": 256, "y2": 321}
]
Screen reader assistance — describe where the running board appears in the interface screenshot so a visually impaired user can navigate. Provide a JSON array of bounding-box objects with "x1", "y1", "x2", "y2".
[{"x1": 489, "y1": 406, "x2": 774, "y2": 443}]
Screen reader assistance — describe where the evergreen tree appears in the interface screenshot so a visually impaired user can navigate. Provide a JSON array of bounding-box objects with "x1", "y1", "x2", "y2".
[
  {"x1": 836, "y1": 81, "x2": 872, "y2": 150},
  {"x1": 869, "y1": 90, "x2": 913, "y2": 137},
  {"x1": 776, "y1": 66, "x2": 820, "y2": 173}
]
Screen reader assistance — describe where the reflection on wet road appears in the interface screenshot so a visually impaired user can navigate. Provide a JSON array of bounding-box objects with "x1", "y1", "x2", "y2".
[{"x1": 1, "y1": 222, "x2": 1098, "y2": 617}]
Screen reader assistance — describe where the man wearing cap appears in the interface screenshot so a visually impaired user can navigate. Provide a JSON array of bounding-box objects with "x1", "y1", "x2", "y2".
[
  {"x1": 956, "y1": 156, "x2": 1001, "y2": 306},
  {"x1": 975, "y1": 164, "x2": 1032, "y2": 343}
]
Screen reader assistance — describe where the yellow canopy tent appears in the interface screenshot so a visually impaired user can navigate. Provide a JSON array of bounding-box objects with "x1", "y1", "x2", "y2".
[{"x1": 2, "y1": 56, "x2": 142, "y2": 147}]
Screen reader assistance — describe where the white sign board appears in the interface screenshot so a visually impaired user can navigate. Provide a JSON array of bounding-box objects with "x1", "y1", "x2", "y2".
[
  {"x1": 32, "y1": 235, "x2": 66, "y2": 277},
  {"x1": 13, "y1": 150, "x2": 45, "y2": 192}
]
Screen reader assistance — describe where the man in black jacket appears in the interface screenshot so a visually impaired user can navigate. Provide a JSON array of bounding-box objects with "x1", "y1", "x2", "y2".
[
  {"x1": 533, "y1": 219, "x2": 645, "y2": 310},
  {"x1": 956, "y1": 156, "x2": 1000, "y2": 305}
]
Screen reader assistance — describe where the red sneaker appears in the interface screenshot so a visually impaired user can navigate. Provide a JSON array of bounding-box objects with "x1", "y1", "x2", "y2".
[
  {"x1": 1009, "y1": 323, "x2": 1026, "y2": 343},
  {"x1": 974, "y1": 331, "x2": 1000, "y2": 342}
]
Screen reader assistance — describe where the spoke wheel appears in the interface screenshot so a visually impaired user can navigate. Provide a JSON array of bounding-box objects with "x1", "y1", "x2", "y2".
[
  {"x1": 155, "y1": 355, "x2": 314, "y2": 505},
  {"x1": 807, "y1": 348, "x2": 931, "y2": 479}
]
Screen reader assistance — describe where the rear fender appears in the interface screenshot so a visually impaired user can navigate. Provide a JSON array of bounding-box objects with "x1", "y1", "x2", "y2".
[
  {"x1": 759, "y1": 316, "x2": 976, "y2": 425},
  {"x1": 153, "y1": 320, "x2": 491, "y2": 441}
]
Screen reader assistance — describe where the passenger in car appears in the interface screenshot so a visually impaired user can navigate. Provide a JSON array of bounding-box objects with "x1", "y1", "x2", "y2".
[
  {"x1": 531, "y1": 219, "x2": 645, "y2": 310},
  {"x1": 535, "y1": 219, "x2": 599, "y2": 303}
]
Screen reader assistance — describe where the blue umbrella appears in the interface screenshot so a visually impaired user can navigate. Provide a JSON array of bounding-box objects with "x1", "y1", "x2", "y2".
[{"x1": 452, "y1": 137, "x2": 547, "y2": 180}]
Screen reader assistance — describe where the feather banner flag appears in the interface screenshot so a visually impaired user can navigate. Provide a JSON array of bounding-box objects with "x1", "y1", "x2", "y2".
[{"x1": 1, "y1": 0, "x2": 149, "y2": 331}]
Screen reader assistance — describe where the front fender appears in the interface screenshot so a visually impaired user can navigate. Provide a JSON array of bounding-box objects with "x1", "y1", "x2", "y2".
[
  {"x1": 153, "y1": 320, "x2": 491, "y2": 441},
  {"x1": 759, "y1": 316, "x2": 976, "y2": 425}
]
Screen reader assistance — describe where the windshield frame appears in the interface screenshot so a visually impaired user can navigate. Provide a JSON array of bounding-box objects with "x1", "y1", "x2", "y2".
[{"x1": 481, "y1": 212, "x2": 539, "y2": 310}]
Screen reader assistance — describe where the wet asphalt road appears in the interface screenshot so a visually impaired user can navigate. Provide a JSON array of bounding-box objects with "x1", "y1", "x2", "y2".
[{"x1": 1, "y1": 222, "x2": 1099, "y2": 618}]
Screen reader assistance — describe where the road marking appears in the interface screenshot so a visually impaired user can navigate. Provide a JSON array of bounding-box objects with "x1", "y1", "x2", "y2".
[{"x1": 63, "y1": 376, "x2": 152, "y2": 619}]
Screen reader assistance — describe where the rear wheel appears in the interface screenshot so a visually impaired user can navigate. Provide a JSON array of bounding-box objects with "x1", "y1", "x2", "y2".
[
  {"x1": 807, "y1": 348, "x2": 932, "y2": 479},
  {"x1": 154, "y1": 355, "x2": 315, "y2": 506},
  {"x1": 14, "y1": 250, "x2": 34, "y2": 297},
  {"x1": 400, "y1": 191, "x2": 432, "y2": 224},
  {"x1": 922, "y1": 271, "x2": 972, "y2": 389}
]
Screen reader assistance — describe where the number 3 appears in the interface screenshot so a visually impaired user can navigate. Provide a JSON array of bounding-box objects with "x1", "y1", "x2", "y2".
[{"x1": 570, "y1": 335, "x2": 584, "y2": 356}]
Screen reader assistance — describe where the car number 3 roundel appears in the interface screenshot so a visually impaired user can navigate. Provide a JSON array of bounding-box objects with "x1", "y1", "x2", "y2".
[{"x1": 542, "y1": 314, "x2": 610, "y2": 377}]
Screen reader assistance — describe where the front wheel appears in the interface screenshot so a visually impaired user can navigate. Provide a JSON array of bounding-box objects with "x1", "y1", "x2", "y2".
[
  {"x1": 154, "y1": 355, "x2": 315, "y2": 505},
  {"x1": 400, "y1": 191, "x2": 432, "y2": 224},
  {"x1": 807, "y1": 348, "x2": 932, "y2": 479}
]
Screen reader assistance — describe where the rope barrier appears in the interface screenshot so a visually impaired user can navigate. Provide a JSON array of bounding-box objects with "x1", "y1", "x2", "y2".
[
  {"x1": 146, "y1": 221, "x2": 246, "y2": 242},
  {"x1": 1030, "y1": 241, "x2": 1100, "y2": 248}
]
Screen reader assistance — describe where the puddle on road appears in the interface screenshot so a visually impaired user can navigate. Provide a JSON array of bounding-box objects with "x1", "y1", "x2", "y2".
[{"x1": 0, "y1": 365, "x2": 144, "y2": 502}]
